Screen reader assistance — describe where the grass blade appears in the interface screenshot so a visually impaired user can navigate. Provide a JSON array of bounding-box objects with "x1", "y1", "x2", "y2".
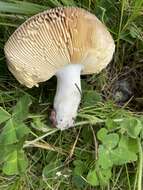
[{"x1": 0, "y1": 1, "x2": 47, "y2": 15}]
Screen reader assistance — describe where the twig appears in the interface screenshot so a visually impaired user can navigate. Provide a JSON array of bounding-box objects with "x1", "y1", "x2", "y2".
[
  {"x1": 111, "y1": 166, "x2": 123, "y2": 190},
  {"x1": 24, "y1": 141, "x2": 67, "y2": 155},
  {"x1": 90, "y1": 126, "x2": 98, "y2": 160},
  {"x1": 64, "y1": 128, "x2": 81, "y2": 164},
  {"x1": 75, "y1": 83, "x2": 82, "y2": 96}
]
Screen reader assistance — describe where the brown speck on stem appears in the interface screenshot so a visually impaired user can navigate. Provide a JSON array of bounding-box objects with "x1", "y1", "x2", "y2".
[{"x1": 49, "y1": 109, "x2": 57, "y2": 127}]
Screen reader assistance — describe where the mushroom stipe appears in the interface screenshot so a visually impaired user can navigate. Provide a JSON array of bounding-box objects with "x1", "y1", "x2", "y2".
[{"x1": 4, "y1": 7, "x2": 115, "y2": 130}]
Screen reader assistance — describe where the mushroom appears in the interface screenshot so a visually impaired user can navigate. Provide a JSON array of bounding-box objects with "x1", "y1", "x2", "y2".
[{"x1": 4, "y1": 7, "x2": 115, "y2": 130}]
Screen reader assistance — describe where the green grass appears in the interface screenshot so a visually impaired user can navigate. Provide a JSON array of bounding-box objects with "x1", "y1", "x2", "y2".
[{"x1": 0, "y1": 0, "x2": 143, "y2": 189}]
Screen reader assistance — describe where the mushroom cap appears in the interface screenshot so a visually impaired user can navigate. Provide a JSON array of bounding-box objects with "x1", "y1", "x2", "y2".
[{"x1": 4, "y1": 7, "x2": 115, "y2": 88}]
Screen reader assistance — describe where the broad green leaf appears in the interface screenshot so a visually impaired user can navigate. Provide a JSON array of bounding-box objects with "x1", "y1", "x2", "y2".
[
  {"x1": 127, "y1": 138, "x2": 139, "y2": 153},
  {"x1": 87, "y1": 169, "x2": 99, "y2": 186},
  {"x1": 97, "y1": 129, "x2": 119, "y2": 149},
  {"x1": 97, "y1": 128, "x2": 108, "y2": 142},
  {"x1": 121, "y1": 117, "x2": 142, "y2": 138},
  {"x1": 0, "y1": 144, "x2": 17, "y2": 162},
  {"x1": 3, "y1": 151, "x2": 18, "y2": 175},
  {"x1": 15, "y1": 123, "x2": 30, "y2": 139},
  {"x1": 12, "y1": 95, "x2": 32, "y2": 123},
  {"x1": 97, "y1": 145, "x2": 113, "y2": 169},
  {"x1": 0, "y1": 1, "x2": 46, "y2": 15},
  {"x1": 97, "y1": 134, "x2": 138, "y2": 168},
  {"x1": 106, "y1": 119, "x2": 119, "y2": 130},
  {"x1": 110, "y1": 147, "x2": 137, "y2": 165},
  {"x1": 119, "y1": 136, "x2": 139, "y2": 153},
  {"x1": 110, "y1": 136, "x2": 138, "y2": 165},
  {"x1": 0, "y1": 107, "x2": 11, "y2": 124},
  {"x1": 103, "y1": 133, "x2": 119, "y2": 149},
  {"x1": 0, "y1": 119, "x2": 18, "y2": 145},
  {"x1": 73, "y1": 160, "x2": 85, "y2": 176},
  {"x1": 0, "y1": 119, "x2": 30, "y2": 145},
  {"x1": 98, "y1": 168, "x2": 112, "y2": 186},
  {"x1": 3, "y1": 149, "x2": 28, "y2": 175}
]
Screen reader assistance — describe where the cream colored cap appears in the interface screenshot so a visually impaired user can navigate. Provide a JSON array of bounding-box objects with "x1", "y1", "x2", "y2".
[{"x1": 4, "y1": 7, "x2": 115, "y2": 88}]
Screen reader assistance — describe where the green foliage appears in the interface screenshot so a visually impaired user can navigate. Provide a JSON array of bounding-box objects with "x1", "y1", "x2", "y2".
[
  {"x1": 72, "y1": 176, "x2": 86, "y2": 189},
  {"x1": 87, "y1": 169, "x2": 99, "y2": 186},
  {"x1": 73, "y1": 160, "x2": 86, "y2": 176},
  {"x1": 3, "y1": 149, "x2": 28, "y2": 175},
  {"x1": 0, "y1": 0, "x2": 143, "y2": 189},
  {"x1": 0, "y1": 95, "x2": 31, "y2": 175},
  {"x1": 0, "y1": 1, "x2": 46, "y2": 15},
  {"x1": 120, "y1": 117, "x2": 142, "y2": 138},
  {"x1": 42, "y1": 160, "x2": 62, "y2": 178},
  {"x1": 73, "y1": 113, "x2": 143, "y2": 188},
  {"x1": 12, "y1": 94, "x2": 32, "y2": 123},
  {"x1": 82, "y1": 90, "x2": 102, "y2": 107},
  {"x1": 0, "y1": 107, "x2": 11, "y2": 124}
]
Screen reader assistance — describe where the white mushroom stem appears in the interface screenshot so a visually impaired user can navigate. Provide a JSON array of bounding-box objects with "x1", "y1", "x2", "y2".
[{"x1": 53, "y1": 64, "x2": 83, "y2": 130}]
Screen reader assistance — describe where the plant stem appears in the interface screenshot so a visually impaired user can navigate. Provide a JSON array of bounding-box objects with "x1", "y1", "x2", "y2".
[
  {"x1": 125, "y1": 164, "x2": 131, "y2": 190},
  {"x1": 90, "y1": 126, "x2": 98, "y2": 160},
  {"x1": 116, "y1": 0, "x2": 126, "y2": 52},
  {"x1": 133, "y1": 167, "x2": 138, "y2": 190},
  {"x1": 23, "y1": 129, "x2": 59, "y2": 147},
  {"x1": 137, "y1": 138, "x2": 143, "y2": 190}
]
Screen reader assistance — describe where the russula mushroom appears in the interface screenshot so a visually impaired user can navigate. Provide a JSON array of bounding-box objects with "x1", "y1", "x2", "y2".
[{"x1": 4, "y1": 7, "x2": 115, "y2": 130}]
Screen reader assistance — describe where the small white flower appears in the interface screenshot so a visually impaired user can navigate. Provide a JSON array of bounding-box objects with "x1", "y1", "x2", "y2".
[
  {"x1": 63, "y1": 174, "x2": 69, "y2": 178},
  {"x1": 56, "y1": 171, "x2": 62, "y2": 176}
]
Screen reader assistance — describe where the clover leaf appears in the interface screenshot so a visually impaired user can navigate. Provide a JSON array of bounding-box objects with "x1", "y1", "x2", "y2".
[
  {"x1": 3, "y1": 149, "x2": 28, "y2": 175},
  {"x1": 87, "y1": 169, "x2": 99, "y2": 186},
  {"x1": 120, "y1": 117, "x2": 142, "y2": 138}
]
